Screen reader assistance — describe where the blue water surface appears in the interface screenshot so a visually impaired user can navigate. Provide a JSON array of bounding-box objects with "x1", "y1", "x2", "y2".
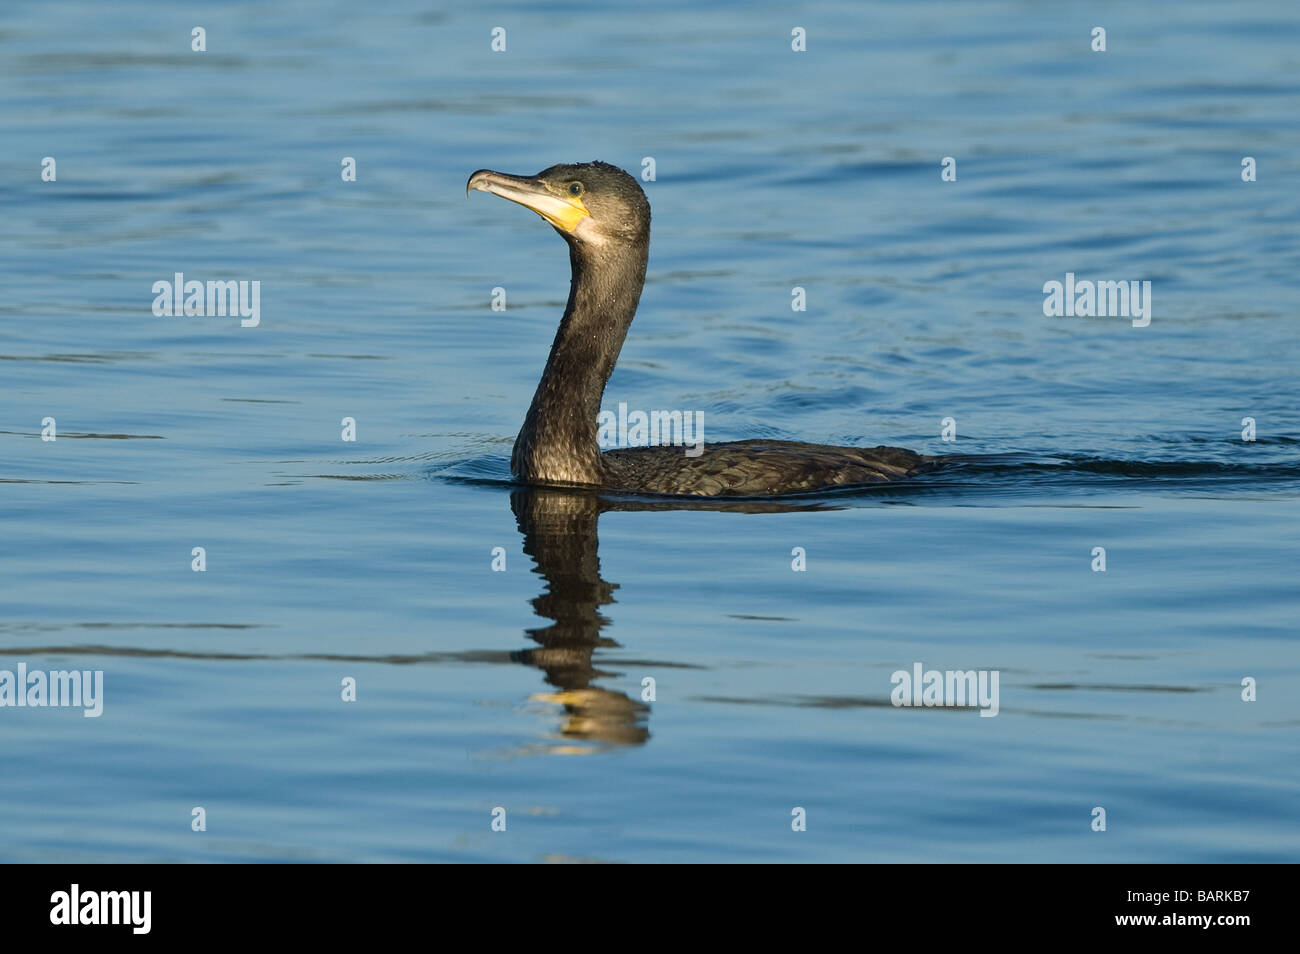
[{"x1": 1, "y1": 0, "x2": 1297, "y2": 862}]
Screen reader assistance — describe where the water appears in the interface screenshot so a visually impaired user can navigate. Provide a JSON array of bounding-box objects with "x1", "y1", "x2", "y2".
[{"x1": 1, "y1": 0, "x2": 1297, "y2": 862}]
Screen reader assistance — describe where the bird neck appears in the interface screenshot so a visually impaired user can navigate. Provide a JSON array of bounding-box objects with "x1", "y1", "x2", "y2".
[{"x1": 512, "y1": 239, "x2": 648, "y2": 486}]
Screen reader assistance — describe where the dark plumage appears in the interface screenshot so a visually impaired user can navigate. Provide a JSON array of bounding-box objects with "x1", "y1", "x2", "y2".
[{"x1": 467, "y1": 161, "x2": 938, "y2": 496}]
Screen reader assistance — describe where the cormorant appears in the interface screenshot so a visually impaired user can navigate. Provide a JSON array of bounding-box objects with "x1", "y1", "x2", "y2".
[{"x1": 467, "y1": 161, "x2": 937, "y2": 496}]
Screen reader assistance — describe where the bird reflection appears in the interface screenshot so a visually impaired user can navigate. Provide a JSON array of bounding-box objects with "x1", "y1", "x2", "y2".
[
  {"x1": 509, "y1": 485, "x2": 836, "y2": 751},
  {"x1": 510, "y1": 486, "x2": 647, "y2": 749}
]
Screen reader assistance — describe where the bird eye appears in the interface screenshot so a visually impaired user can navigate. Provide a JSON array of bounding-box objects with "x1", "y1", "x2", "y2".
[{"x1": 568, "y1": 182, "x2": 584, "y2": 197}]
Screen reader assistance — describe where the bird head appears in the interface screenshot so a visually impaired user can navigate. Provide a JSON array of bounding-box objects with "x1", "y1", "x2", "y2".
[{"x1": 467, "y1": 161, "x2": 649, "y2": 249}]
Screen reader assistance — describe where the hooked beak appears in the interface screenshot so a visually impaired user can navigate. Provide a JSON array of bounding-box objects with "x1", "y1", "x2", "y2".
[{"x1": 466, "y1": 169, "x2": 590, "y2": 235}]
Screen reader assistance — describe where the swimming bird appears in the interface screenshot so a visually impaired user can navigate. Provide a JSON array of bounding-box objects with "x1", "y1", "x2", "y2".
[{"x1": 467, "y1": 161, "x2": 937, "y2": 496}]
